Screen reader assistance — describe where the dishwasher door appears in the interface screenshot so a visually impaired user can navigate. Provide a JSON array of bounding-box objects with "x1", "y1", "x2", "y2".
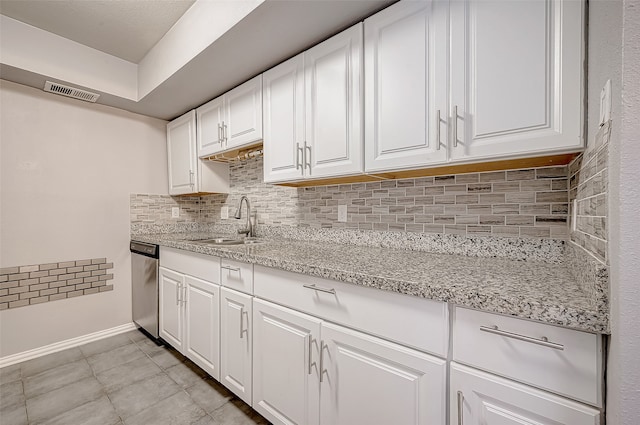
[{"x1": 131, "y1": 241, "x2": 159, "y2": 339}]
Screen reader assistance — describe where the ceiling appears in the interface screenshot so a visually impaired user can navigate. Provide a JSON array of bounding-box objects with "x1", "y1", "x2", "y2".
[
  {"x1": 0, "y1": 0, "x2": 195, "y2": 63},
  {"x1": 0, "y1": 0, "x2": 395, "y2": 120}
]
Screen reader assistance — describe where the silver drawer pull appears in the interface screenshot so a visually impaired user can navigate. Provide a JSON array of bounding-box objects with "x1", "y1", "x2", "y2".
[
  {"x1": 221, "y1": 265, "x2": 241, "y2": 273},
  {"x1": 303, "y1": 284, "x2": 336, "y2": 295},
  {"x1": 480, "y1": 325, "x2": 564, "y2": 350}
]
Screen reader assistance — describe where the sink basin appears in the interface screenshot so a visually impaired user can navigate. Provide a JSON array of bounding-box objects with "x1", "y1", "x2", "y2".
[{"x1": 197, "y1": 238, "x2": 262, "y2": 246}]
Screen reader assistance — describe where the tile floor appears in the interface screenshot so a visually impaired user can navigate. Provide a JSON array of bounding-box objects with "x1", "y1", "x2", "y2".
[{"x1": 0, "y1": 330, "x2": 270, "y2": 425}]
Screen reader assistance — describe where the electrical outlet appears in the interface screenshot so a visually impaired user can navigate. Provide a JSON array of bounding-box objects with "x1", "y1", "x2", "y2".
[
  {"x1": 337, "y1": 205, "x2": 348, "y2": 222},
  {"x1": 221, "y1": 207, "x2": 229, "y2": 219},
  {"x1": 171, "y1": 207, "x2": 180, "y2": 218}
]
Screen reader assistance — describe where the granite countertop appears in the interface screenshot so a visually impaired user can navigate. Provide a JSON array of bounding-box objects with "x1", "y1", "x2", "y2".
[{"x1": 133, "y1": 232, "x2": 608, "y2": 334}]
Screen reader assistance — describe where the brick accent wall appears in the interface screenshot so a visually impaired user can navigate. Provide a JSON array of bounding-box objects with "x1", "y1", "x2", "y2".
[
  {"x1": 132, "y1": 157, "x2": 570, "y2": 239},
  {"x1": 0, "y1": 259, "x2": 114, "y2": 310}
]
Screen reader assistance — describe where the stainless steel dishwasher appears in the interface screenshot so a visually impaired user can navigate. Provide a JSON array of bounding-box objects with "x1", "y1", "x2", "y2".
[{"x1": 130, "y1": 240, "x2": 159, "y2": 339}]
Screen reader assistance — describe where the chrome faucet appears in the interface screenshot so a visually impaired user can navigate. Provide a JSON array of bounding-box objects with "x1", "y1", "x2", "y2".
[{"x1": 234, "y1": 195, "x2": 255, "y2": 238}]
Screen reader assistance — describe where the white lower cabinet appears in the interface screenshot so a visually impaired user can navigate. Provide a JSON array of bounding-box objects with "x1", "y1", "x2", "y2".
[
  {"x1": 253, "y1": 299, "x2": 321, "y2": 425},
  {"x1": 159, "y1": 267, "x2": 220, "y2": 379},
  {"x1": 253, "y1": 298, "x2": 447, "y2": 425},
  {"x1": 450, "y1": 363, "x2": 601, "y2": 425},
  {"x1": 220, "y1": 287, "x2": 253, "y2": 405},
  {"x1": 159, "y1": 267, "x2": 183, "y2": 351}
]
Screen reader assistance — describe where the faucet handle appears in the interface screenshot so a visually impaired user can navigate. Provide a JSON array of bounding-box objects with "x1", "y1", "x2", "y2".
[{"x1": 237, "y1": 227, "x2": 250, "y2": 236}]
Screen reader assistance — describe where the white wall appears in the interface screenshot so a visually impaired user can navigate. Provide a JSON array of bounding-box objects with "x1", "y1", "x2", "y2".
[
  {"x1": 0, "y1": 15, "x2": 138, "y2": 100},
  {"x1": 607, "y1": 0, "x2": 640, "y2": 422},
  {"x1": 0, "y1": 80, "x2": 167, "y2": 357},
  {"x1": 137, "y1": 0, "x2": 263, "y2": 99}
]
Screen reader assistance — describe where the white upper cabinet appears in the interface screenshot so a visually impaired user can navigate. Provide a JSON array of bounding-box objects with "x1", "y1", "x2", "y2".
[
  {"x1": 197, "y1": 75, "x2": 263, "y2": 158},
  {"x1": 167, "y1": 111, "x2": 199, "y2": 195},
  {"x1": 226, "y1": 76, "x2": 263, "y2": 149},
  {"x1": 196, "y1": 96, "x2": 225, "y2": 156},
  {"x1": 304, "y1": 23, "x2": 363, "y2": 179},
  {"x1": 167, "y1": 110, "x2": 230, "y2": 195},
  {"x1": 263, "y1": 55, "x2": 305, "y2": 182},
  {"x1": 263, "y1": 23, "x2": 363, "y2": 183},
  {"x1": 449, "y1": 0, "x2": 584, "y2": 162},
  {"x1": 364, "y1": 0, "x2": 449, "y2": 173}
]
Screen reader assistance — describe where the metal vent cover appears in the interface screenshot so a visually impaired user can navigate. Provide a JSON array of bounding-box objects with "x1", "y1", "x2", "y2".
[{"x1": 43, "y1": 81, "x2": 100, "y2": 103}]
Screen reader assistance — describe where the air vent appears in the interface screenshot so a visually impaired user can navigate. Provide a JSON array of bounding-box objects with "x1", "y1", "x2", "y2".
[{"x1": 43, "y1": 81, "x2": 100, "y2": 103}]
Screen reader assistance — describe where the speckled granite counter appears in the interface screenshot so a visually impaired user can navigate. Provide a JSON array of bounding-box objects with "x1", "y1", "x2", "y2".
[{"x1": 133, "y1": 233, "x2": 609, "y2": 334}]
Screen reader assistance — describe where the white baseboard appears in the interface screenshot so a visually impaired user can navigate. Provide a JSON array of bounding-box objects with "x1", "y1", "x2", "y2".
[{"x1": 0, "y1": 322, "x2": 137, "y2": 368}]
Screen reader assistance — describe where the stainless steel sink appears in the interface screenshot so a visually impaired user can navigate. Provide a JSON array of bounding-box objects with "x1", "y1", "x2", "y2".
[{"x1": 197, "y1": 238, "x2": 262, "y2": 246}]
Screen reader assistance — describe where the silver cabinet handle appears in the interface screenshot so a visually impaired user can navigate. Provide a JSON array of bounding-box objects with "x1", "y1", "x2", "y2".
[
  {"x1": 221, "y1": 265, "x2": 241, "y2": 276},
  {"x1": 303, "y1": 284, "x2": 336, "y2": 295},
  {"x1": 239, "y1": 307, "x2": 244, "y2": 339},
  {"x1": 296, "y1": 143, "x2": 303, "y2": 171},
  {"x1": 457, "y1": 391, "x2": 464, "y2": 425},
  {"x1": 452, "y1": 105, "x2": 458, "y2": 147},
  {"x1": 319, "y1": 340, "x2": 326, "y2": 383},
  {"x1": 175, "y1": 282, "x2": 180, "y2": 305},
  {"x1": 479, "y1": 325, "x2": 564, "y2": 350},
  {"x1": 435, "y1": 109, "x2": 441, "y2": 150},
  {"x1": 218, "y1": 123, "x2": 222, "y2": 144},
  {"x1": 189, "y1": 170, "x2": 194, "y2": 187},
  {"x1": 221, "y1": 121, "x2": 227, "y2": 146},
  {"x1": 307, "y1": 335, "x2": 314, "y2": 375},
  {"x1": 304, "y1": 141, "x2": 311, "y2": 174}
]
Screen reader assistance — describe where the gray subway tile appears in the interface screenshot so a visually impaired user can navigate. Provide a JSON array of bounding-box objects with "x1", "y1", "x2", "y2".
[
  {"x1": 0, "y1": 402, "x2": 27, "y2": 425},
  {"x1": 96, "y1": 356, "x2": 161, "y2": 393},
  {"x1": 0, "y1": 380, "x2": 24, "y2": 410},
  {"x1": 124, "y1": 390, "x2": 206, "y2": 425},
  {"x1": 209, "y1": 398, "x2": 269, "y2": 425},
  {"x1": 24, "y1": 358, "x2": 92, "y2": 399},
  {"x1": 25, "y1": 376, "x2": 103, "y2": 423},
  {"x1": 86, "y1": 343, "x2": 145, "y2": 374},
  {"x1": 21, "y1": 348, "x2": 83, "y2": 378},
  {"x1": 110, "y1": 373, "x2": 180, "y2": 419},
  {"x1": 80, "y1": 333, "x2": 135, "y2": 357},
  {"x1": 40, "y1": 395, "x2": 120, "y2": 425},
  {"x1": 0, "y1": 364, "x2": 21, "y2": 385}
]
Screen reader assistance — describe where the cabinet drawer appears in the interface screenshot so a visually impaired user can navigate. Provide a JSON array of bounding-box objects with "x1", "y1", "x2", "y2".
[
  {"x1": 453, "y1": 307, "x2": 603, "y2": 407},
  {"x1": 160, "y1": 247, "x2": 220, "y2": 283},
  {"x1": 254, "y1": 265, "x2": 448, "y2": 357},
  {"x1": 221, "y1": 258, "x2": 253, "y2": 294}
]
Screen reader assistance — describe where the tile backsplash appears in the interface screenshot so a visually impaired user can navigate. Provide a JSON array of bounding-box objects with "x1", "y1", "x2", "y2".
[
  {"x1": 568, "y1": 120, "x2": 610, "y2": 264},
  {"x1": 132, "y1": 157, "x2": 570, "y2": 240}
]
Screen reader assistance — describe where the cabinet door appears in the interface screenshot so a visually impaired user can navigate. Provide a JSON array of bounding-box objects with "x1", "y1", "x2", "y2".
[
  {"x1": 450, "y1": 363, "x2": 600, "y2": 425},
  {"x1": 159, "y1": 267, "x2": 184, "y2": 351},
  {"x1": 320, "y1": 322, "x2": 446, "y2": 425},
  {"x1": 263, "y1": 54, "x2": 305, "y2": 183},
  {"x1": 304, "y1": 23, "x2": 363, "y2": 179},
  {"x1": 220, "y1": 287, "x2": 253, "y2": 405},
  {"x1": 450, "y1": 0, "x2": 584, "y2": 162},
  {"x1": 225, "y1": 75, "x2": 263, "y2": 149},
  {"x1": 253, "y1": 299, "x2": 321, "y2": 425},
  {"x1": 167, "y1": 110, "x2": 198, "y2": 195},
  {"x1": 196, "y1": 96, "x2": 225, "y2": 157},
  {"x1": 364, "y1": 0, "x2": 448, "y2": 173},
  {"x1": 184, "y1": 275, "x2": 220, "y2": 380}
]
